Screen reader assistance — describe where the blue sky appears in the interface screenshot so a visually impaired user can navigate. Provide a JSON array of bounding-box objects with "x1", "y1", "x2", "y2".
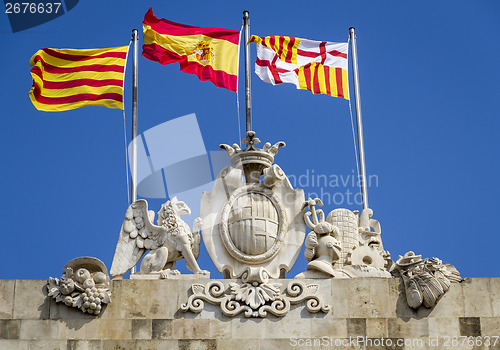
[{"x1": 1, "y1": 0, "x2": 499, "y2": 280}]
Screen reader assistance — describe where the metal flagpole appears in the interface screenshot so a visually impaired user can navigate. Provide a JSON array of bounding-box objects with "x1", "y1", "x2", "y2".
[
  {"x1": 131, "y1": 29, "x2": 139, "y2": 275},
  {"x1": 349, "y1": 27, "x2": 369, "y2": 210},
  {"x1": 131, "y1": 29, "x2": 138, "y2": 203},
  {"x1": 243, "y1": 11, "x2": 252, "y2": 133}
]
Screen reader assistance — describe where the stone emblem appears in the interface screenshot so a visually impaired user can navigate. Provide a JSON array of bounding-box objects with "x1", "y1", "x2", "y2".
[{"x1": 200, "y1": 131, "x2": 305, "y2": 282}]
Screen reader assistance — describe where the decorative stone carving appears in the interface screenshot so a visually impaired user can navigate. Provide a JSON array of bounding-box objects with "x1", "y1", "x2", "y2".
[
  {"x1": 46, "y1": 257, "x2": 111, "y2": 315},
  {"x1": 181, "y1": 279, "x2": 330, "y2": 318},
  {"x1": 298, "y1": 198, "x2": 342, "y2": 278},
  {"x1": 296, "y1": 201, "x2": 392, "y2": 278},
  {"x1": 200, "y1": 131, "x2": 305, "y2": 283},
  {"x1": 110, "y1": 197, "x2": 209, "y2": 279},
  {"x1": 392, "y1": 251, "x2": 462, "y2": 309}
]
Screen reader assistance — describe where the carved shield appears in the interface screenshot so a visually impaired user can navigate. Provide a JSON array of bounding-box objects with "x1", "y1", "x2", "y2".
[
  {"x1": 220, "y1": 186, "x2": 286, "y2": 264},
  {"x1": 201, "y1": 165, "x2": 306, "y2": 279},
  {"x1": 227, "y1": 192, "x2": 279, "y2": 255}
]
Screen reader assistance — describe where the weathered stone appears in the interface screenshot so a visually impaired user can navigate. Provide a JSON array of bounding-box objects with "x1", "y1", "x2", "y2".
[
  {"x1": 366, "y1": 318, "x2": 388, "y2": 338},
  {"x1": 27, "y1": 339, "x2": 67, "y2": 350},
  {"x1": 0, "y1": 280, "x2": 15, "y2": 319},
  {"x1": 120, "y1": 280, "x2": 149, "y2": 319},
  {"x1": 0, "y1": 339, "x2": 28, "y2": 350},
  {"x1": 331, "y1": 279, "x2": 349, "y2": 318},
  {"x1": 101, "y1": 339, "x2": 136, "y2": 350},
  {"x1": 216, "y1": 339, "x2": 258, "y2": 350},
  {"x1": 66, "y1": 340, "x2": 103, "y2": 350},
  {"x1": 99, "y1": 279, "x2": 122, "y2": 320},
  {"x1": 13, "y1": 280, "x2": 49, "y2": 320},
  {"x1": 0, "y1": 277, "x2": 498, "y2": 349},
  {"x1": 265, "y1": 314, "x2": 312, "y2": 339},
  {"x1": 95, "y1": 319, "x2": 131, "y2": 339},
  {"x1": 490, "y1": 279, "x2": 500, "y2": 317},
  {"x1": 131, "y1": 319, "x2": 151, "y2": 339},
  {"x1": 310, "y1": 318, "x2": 347, "y2": 338},
  {"x1": 346, "y1": 278, "x2": 372, "y2": 317},
  {"x1": 172, "y1": 319, "x2": 210, "y2": 339},
  {"x1": 480, "y1": 317, "x2": 500, "y2": 336},
  {"x1": 387, "y1": 318, "x2": 429, "y2": 338},
  {"x1": 462, "y1": 278, "x2": 492, "y2": 317},
  {"x1": 151, "y1": 319, "x2": 172, "y2": 339},
  {"x1": 458, "y1": 317, "x2": 481, "y2": 336},
  {"x1": 231, "y1": 318, "x2": 266, "y2": 339},
  {"x1": 178, "y1": 339, "x2": 217, "y2": 350},
  {"x1": 365, "y1": 338, "x2": 404, "y2": 350},
  {"x1": 209, "y1": 319, "x2": 232, "y2": 339},
  {"x1": 428, "y1": 317, "x2": 460, "y2": 337},
  {"x1": 429, "y1": 282, "x2": 464, "y2": 317},
  {"x1": 346, "y1": 318, "x2": 366, "y2": 336},
  {"x1": 135, "y1": 339, "x2": 178, "y2": 350},
  {"x1": 58, "y1": 318, "x2": 98, "y2": 340},
  {"x1": 0, "y1": 319, "x2": 20, "y2": 339},
  {"x1": 19, "y1": 320, "x2": 58, "y2": 340},
  {"x1": 148, "y1": 280, "x2": 179, "y2": 319}
]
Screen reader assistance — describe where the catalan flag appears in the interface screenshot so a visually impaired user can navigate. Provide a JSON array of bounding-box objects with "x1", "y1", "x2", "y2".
[
  {"x1": 29, "y1": 46, "x2": 129, "y2": 112},
  {"x1": 249, "y1": 36, "x2": 349, "y2": 99},
  {"x1": 142, "y1": 8, "x2": 240, "y2": 92}
]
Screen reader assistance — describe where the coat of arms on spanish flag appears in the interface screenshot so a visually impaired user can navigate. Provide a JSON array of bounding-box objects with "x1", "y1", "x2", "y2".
[{"x1": 142, "y1": 8, "x2": 240, "y2": 92}]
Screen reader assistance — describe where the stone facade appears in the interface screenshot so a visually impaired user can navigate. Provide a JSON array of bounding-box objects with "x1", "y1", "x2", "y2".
[{"x1": 1, "y1": 278, "x2": 499, "y2": 350}]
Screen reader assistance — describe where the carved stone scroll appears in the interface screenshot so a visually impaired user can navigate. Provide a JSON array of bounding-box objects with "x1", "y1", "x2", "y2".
[{"x1": 181, "y1": 280, "x2": 331, "y2": 318}]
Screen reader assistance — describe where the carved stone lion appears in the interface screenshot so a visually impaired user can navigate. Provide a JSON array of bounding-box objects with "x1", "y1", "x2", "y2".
[{"x1": 110, "y1": 197, "x2": 209, "y2": 279}]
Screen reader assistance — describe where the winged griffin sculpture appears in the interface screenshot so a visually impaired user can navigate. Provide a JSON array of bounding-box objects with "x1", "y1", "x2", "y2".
[{"x1": 110, "y1": 197, "x2": 209, "y2": 279}]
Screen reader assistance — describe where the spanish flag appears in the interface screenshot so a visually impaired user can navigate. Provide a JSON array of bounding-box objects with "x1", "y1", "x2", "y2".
[
  {"x1": 249, "y1": 36, "x2": 349, "y2": 99},
  {"x1": 142, "y1": 8, "x2": 240, "y2": 92},
  {"x1": 29, "y1": 46, "x2": 129, "y2": 112}
]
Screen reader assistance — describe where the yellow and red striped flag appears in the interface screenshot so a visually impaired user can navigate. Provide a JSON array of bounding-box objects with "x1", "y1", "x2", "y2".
[
  {"x1": 29, "y1": 46, "x2": 129, "y2": 112},
  {"x1": 142, "y1": 8, "x2": 240, "y2": 92},
  {"x1": 249, "y1": 36, "x2": 349, "y2": 99}
]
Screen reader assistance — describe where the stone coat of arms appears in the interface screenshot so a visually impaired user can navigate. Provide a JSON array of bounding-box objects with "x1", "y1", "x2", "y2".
[{"x1": 200, "y1": 131, "x2": 305, "y2": 283}]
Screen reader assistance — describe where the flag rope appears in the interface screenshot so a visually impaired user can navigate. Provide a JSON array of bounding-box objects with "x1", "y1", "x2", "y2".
[
  {"x1": 347, "y1": 36, "x2": 361, "y2": 196},
  {"x1": 236, "y1": 24, "x2": 243, "y2": 143},
  {"x1": 122, "y1": 110, "x2": 131, "y2": 205}
]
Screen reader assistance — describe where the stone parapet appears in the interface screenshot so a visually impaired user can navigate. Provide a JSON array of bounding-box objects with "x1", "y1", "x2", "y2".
[{"x1": 0, "y1": 278, "x2": 499, "y2": 350}]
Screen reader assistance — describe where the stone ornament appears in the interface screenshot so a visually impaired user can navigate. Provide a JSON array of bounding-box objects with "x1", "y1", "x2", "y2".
[
  {"x1": 46, "y1": 257, "x2": 111, "y2": 315},
  {"x1": 300, "y1": 198, "x2": 342, "y2": 277},
  {"x1": 392, "y1": 251, "x2": 462, "y2": 309},
  {"x1": 110, "y1": 197, "x2": 209, "y2": 279},
  {"x1": 181, "y1": 279, "x2": 330, "y2": 318},
  {"x1": 200, "y1": 131, "x2": 305, "y2": 283},
  {"x1": 296, "y1": 201, "x2": 392, "y2": 278}
]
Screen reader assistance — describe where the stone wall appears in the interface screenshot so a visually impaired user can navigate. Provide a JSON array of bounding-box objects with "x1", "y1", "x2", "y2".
[{"x1": 0, "y1": 278, "x2": 499, "y2": 350}]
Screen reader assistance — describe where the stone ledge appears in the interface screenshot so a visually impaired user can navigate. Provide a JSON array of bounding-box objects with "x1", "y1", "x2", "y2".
[{"x1": 0, "y1": 278, "x2": 497, "y2": 348}]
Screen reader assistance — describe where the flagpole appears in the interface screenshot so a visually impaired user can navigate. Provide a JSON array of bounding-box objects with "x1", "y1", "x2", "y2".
[
  {"x1": 131, "y1": 29, "x2": 138, "y2": 275},
  {"x1": 131, "y1": 29, "x2": 138, "y2": 204},
  {"x1": 349, "y1": 27, "x2": 369, "y2": 210},
  {"x1": 243, "y1": 11, "x2": 252, "y2": 133}
]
